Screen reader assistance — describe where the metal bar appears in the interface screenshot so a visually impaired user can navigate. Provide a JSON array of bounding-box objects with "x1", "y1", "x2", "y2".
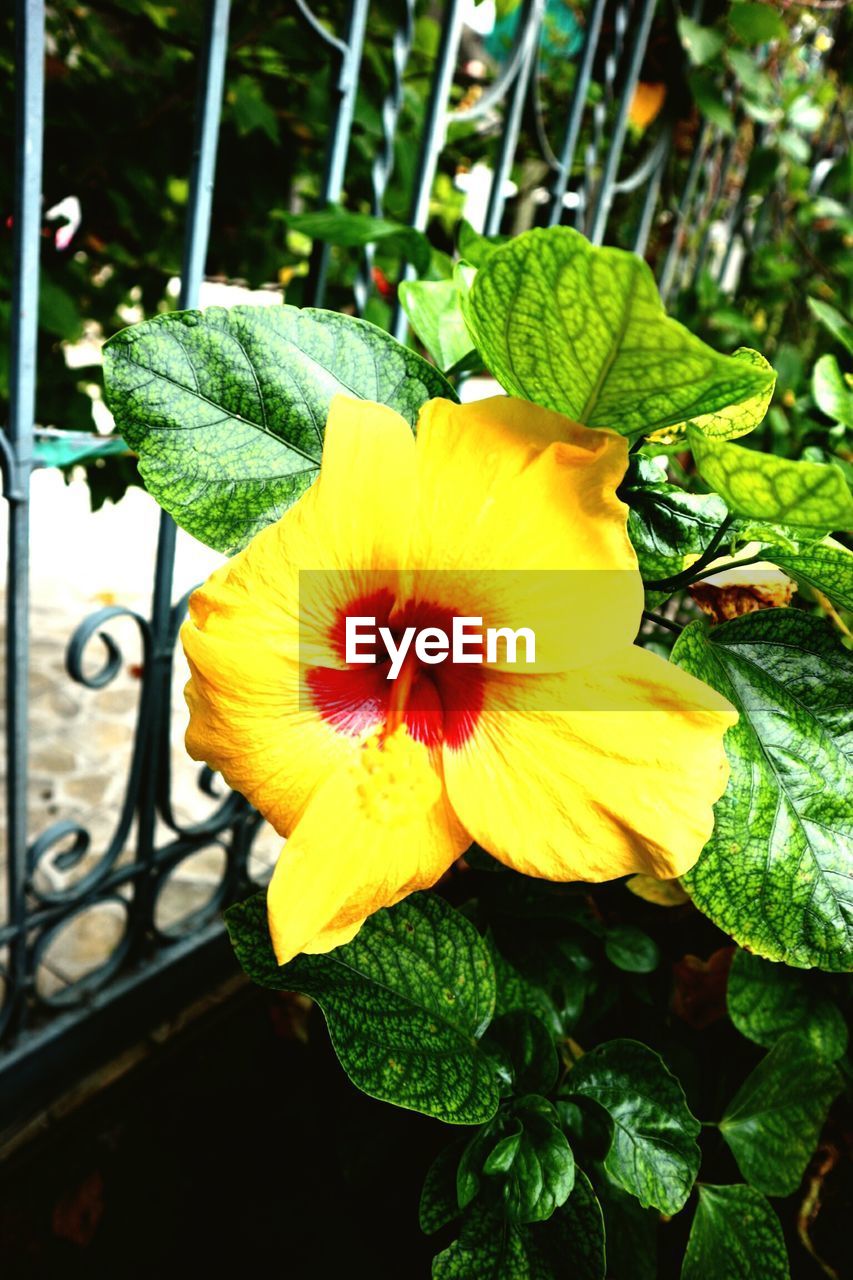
[
  {"x1": 406, "y1": 0, "x2": 466, "y2": 234},
  {"x1": 3, "y1": 0, "x2": 45, "y2": 1043},
  {"x1": 303, "y1": 0, "x2": 370, "y2": 308},
  {"x1": 483, "y1": 0, "x2": 545, "y2": 235},
  {"x1": 318, "y1": 0, "x2": 370, "y2": 205},
  {"x1": 355, "y1": 0, "x2": 417, "y2": 315},
  {"x1": 545, "y1": 0, "x2": 608, "y2": 227},
  {"x1": 391, "y1": 0, "x2": 466, "y2": 339},
  {"x1": 293, "y1": 0, "x2": 349, "y2": 57},
  {"x1": 612, "y1": 129, "x2": 670, "y2": 196},
  {"x1": 587, "y1": 0, "x2": 658, "y2": 245},
  {"x1": 0, "y1": 828, "x2": 227, "y2": 947},
  {"x1": 180, "y1": 0, "x2": 231, "y2": 308},
  {"x1": 658, "y1": 120, "x2": 712, "y2": 302},
  {"x1": 452, "y1": 0, "x2": 540, "y2": 125},
  {"x1": 714, "y1": 127, "x2": 762, "y2": 291},
  {"x1": 632, "y1": 130, "x2": 671, "y2": 256},
  {"x1": 692, "y1": 130, "x2": 737, "y2": 282},
  {"x1": 577, "y1": 0, "x2": 629, "y2": 234},
  {"x1": 0, "y1": 921, "x2": 237, "y2": 1129},
  {"x1": 135, "y1": 0, "x2": 232, "y2": 933}
]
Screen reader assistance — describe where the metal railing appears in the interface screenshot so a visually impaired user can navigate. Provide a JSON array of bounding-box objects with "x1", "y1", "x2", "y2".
[{"x1": 1, "y1": 0, "x2": 761, "y2": 1121}]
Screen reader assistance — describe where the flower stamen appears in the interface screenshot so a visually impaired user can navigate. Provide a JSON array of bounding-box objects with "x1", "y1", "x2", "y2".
[
  {"x1": 385, "y1": 643, "x2": 419, "y2": 737},
  {"x1": 355, "y1": 725, "x2": 440, "y2": 823}
]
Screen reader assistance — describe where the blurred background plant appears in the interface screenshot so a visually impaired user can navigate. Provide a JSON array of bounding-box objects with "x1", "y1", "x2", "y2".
[{"x1": 0, "y1": 0, "x2": 850, "y2": 504}]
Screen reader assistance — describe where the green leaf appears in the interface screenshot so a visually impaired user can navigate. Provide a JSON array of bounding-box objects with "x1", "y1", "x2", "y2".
[
  {"x1": 564, "y1": 1040, "x2": 701, "y2": 1214},
  {"x1": 622, "y1": 456, "x2": 728, "y2": 585},
  {"x1": 462, "y1": 227, "x2": 774, "y2": 438},
  {"x1": 557, "y1": 1098, "x2": 615, "y2": 1162},
  {"x1": 458, "y1": 1114, "x2": 518, "y2": 1211},
  {"x1": 808, "y1": 298, "x2": 853, "y2": 356},
  {"x1": 503, "y1": 1097, "x2": 575, "y2": 1224},
  {"x1": 540, "y1": 1169, "x2": 605, "y2": 1279},
  {"x1": 788, "y1": 94, "x2": 824, "y2": 135},
  {"x1": 764, "y1": 538, "x2": 853, "y2": 611},
  {"x1": 102, "y1": 306, "x2": 453, "y2": 554},
  {"x1": 672, "y1": 610, "x2": 853, "y2": 970},
  {"x1": 731, "y1": 520, "x2": 822, "y2": 555},
  {"x1": 224, "y1": 891, "x2": 500, "y2": 1124},
  {"x1": 596, "y1": 1175, "x2": 658, "y2": 1280},
  {"x1": 688, "y1": 69, "x2": 736, "y2": 136},
  {"x1": 230, "y1": 74, "x2": 280, "y2": 143},
  {"x1": 604, "y1": 925, "x2": 660, "y2": 973},
  {"x1": 432, "y1": 1199, "x2": 542, "y2": 1280},
  {"x1": 682, "y1": 1184, "x2": 790, "y2": 1280},
  {"x1": 678, "y1": 15, "x2": 725, "y2": 66},
  {"x1": 729, "y1": 2, "x2": 787, "y2": 44},
  {"x1": 727, "y1": 949, "x2": 848, "y2": 1061},
  {"x1": 458, "y1": 1096, "x2": 573, "y2": 1225},
  {"x1": 39, "y1": 277, "x2": 84, "y2": 341},
  {"x1": 421, "y1": 1139, "x2": 467, "y2": 1234},
  {"x1": 688, "y1": 427, "x2": 853, "y2": 532},
  {"x1": 727, "y1": 49, "x2": 774, "y2": 99},
  {"x1": 778, "y1": 129, "x2": 810, "y2": 164},
  {"x1": 720, "y1": 1033, "x2": 842, "y2": 1196},
  {"x1": 285, "y1": 204, "x2": 432, "y2": 275},
  {"x1": 487, "y1": 935, "x2": 563, "y2": 1036},
  {"x1": 483, "y1": 1128, "x2": 524, "y2": 1176},
  {"x1": 813, "y1": 354, "x2": 853, "y2": 428},
  {"x1": 689, "y1": 348, "x2": 776, "y2": 440},
  {"x1": 458, "y1": 220, "x2": 508, "y2": 267},
  {"x1": 433, "y1": 1172, "x2": 604, "y2": 1280},
  {"x1": 483, "y1": 1012, "x2": 559, "y2": 1096},
  {"x1": 398, "y1": 277, "x2": 475, "y2": 372}
]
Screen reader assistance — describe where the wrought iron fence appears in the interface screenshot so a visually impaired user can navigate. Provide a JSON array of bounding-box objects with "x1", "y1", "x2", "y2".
[{"x1": 1, "y1": 0, "x2": 780, "y2": 1122}]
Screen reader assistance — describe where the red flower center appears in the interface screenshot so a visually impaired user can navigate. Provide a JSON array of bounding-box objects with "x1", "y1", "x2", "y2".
[{"x1": 306, "y1": 589, "x2": 484, "y2": 749}]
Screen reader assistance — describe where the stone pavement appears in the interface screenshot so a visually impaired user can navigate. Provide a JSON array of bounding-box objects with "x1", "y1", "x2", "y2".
[{"x1": 0, "y1": 468, "x2": 280, "y2": 1003}]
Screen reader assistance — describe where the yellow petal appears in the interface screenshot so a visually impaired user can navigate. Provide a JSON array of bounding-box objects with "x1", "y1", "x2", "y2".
[
  {"x1": 443, "y1": 645, "x2": 737, "y2": 883},
  {"x1": 414, "y1": 396, "x2": 636, "y2": 574},
  {"x1": 183, "y1": 643, "x2": 363, "y2": 837},
  {"x1": 625, "y1": 874, "x2": 690, "y2": 907},
  {"x1": 306, "y1": 394, "x2": 417, "y2": 570},
  {"x1": 302, "y1": 916, "x2": 364, "y2": 955},
  {"x1": 410, "y1": 396, "x2": 644, "y2": 670},
  {"x1": 629, "y1": 81, "x2": 666, "y2": 130},
  {"x1": 181, "y1": 395, "x2": 418, "y2": 832},
  {"x1": 266, "y1": 728, "x2": 469, "y2": 963}
]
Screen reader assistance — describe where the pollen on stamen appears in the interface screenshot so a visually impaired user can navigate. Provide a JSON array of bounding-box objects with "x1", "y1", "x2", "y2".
[{"x1": 354, "y1": 726, "x2": 441, "y2": 823}]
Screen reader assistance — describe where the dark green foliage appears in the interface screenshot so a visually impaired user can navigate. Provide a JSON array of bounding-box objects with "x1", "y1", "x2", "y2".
[
  {"x1": 432, "y1": 1172, "x2": 605, "y2": 1280},
  {"x1": 103, "y1": 305, "x2": 452, "y2": 552},
  {"x1": 622, "y1": 456, "x2": 728, "y2": 583},
  {"x1": 673, "y1": 611, "x2": 853, "y2": 970},
  {"x1": 5, "y1": 5, "x2": 852, "y2": 1275},
  {"x1": 225, "y1": 892, "x2": 499, "y2": 1124},
  {"x1": 727, "y1": 949, "x2": 848, "y2": 1060},
  {"x1": 719, "y1": 1034, "x2": 842, "y2": 1196},
  {"x1": 482, "y1": 1012, "x2": 559, "y2": 1096},
  {"x1": 682, "y1": 1184, "x2": 791, "y2": 1280},
  {"x1": 563, "y1": 1040, "x2": 701, "y2": 1215}
]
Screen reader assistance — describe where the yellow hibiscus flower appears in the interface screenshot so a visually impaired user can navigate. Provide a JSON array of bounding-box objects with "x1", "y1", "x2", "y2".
[{"x1": 181, "y1": 395, "x2": 736, "y2": 964}]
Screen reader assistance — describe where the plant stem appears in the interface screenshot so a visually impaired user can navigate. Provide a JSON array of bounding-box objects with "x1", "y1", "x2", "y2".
[
  {"x1": 643, "y1": 514, "x2": 735, "y2": 592},
  {"x1": 684, "y1": 552, "x2": 767, "y2": 583},
  {"x1": 642, "y1": 610, "x2": 684, "y2": 635}
]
